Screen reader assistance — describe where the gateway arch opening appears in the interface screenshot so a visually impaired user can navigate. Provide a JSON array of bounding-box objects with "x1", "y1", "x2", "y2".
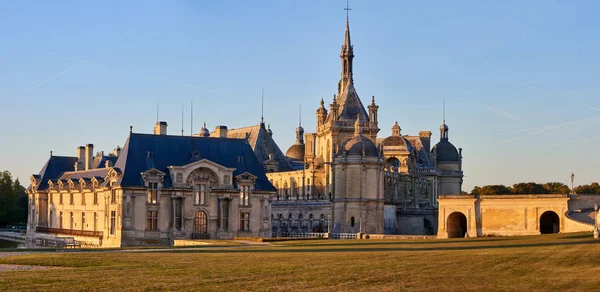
[
  {"x1": 540, "y1": 211, "x2": 560, "y2": 234},
  {"x1": 447, "y1": 212, "x2": 467, "y2": 238}
]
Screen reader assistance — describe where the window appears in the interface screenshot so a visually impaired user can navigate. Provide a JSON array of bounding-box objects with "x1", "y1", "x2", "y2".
[
  {"x1": 110, "y1": 211, "x2": 116, "y2": 235},
  {"x1": 147, "y1": 182, "x2": 158, "y2": 204},
  {"x1": 81, "y1": 213, "x2": 86, "y2": 230},
  {"x1": 146, "y1": 211, "x2": 158, "y2": 230},
  {"x1": 49, "y1": 211, "x2": 53, "y2": 227},
  {"x1": 351, "y1": 216, "x2": 355, "y2": 227},
  {"x1": 93, "y1": 192, "x2": 98, "y2": 205},
  {"x1": 70, "y1": 193, "x2": 74, "y2": 205},
  {"x1": 82, "y1": 192, "x2": 86, "y2": 205},
  {"x1": 240, "y1": 213, "x2": 250, "y2": 231},
  {"x1": 70, "y1": 212, "x2": 74, "y2": 229},
  {"x1": 59, "y1": 212, "x2": 63, "y2": 229},
  {"x1": 194, "y1": 211, "x2": 207, "y2": 233},
  {"x1": 111, "y1": 189, "x2": 117, "y2": 204},
  {"x1": 50, "y1": 193, "x2": 53, "y2": 204},
  {"x1": 59, "y1": 193, "x2": 63, "y2": 205},
  {"x1": 240, "y1": 185, "x2": 250, "y2": 206},
  {"x1": 222, "y1": 200, "x2": 230, "y2": 231},
  {"x1": 195, "y1": 183, "x2": 208, "y2": 205},
  {"x1": 93, "y1": 212, "x2": 97, "y2": 231}
]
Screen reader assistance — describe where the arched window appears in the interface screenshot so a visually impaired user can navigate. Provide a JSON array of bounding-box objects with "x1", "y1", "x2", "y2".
[
  {"x1": 288, "y1": 213, "x2": 293, "y2": 220},
  {"x1": 194, "y1": 210, "x2": 208, "y2": 233},
  {"x1": 309, "y1": 214, "x2": 314, "y2": 220},
  {"x1": 351, "y1": 217, "x2": 355, "y2": 227},
  {"x1": 320, "y1": 213, "x2": 324, "y2": 220}
]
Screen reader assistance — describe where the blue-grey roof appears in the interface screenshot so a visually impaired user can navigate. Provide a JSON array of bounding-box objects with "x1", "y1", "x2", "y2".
[
  {"x1": 93, "y1": 155, "x2": 118, "y2": 169},
  {"x1": 32, "y1": 156, "x2": 77, "y2": 191},
  {"x1": 114, "y1": 133, "x2": 276, "y2": 191},
  {"x1": 433, "y1": 140, "x2": 460, "y2": 162}
]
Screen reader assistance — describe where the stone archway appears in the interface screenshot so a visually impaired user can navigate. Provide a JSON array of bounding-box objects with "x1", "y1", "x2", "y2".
[
  {"x1": 540, "y1": 211, "x2": 560, "y2": 234},
  {"x1": 447, "y1": 212, "x2": 467, "y2": 238}
]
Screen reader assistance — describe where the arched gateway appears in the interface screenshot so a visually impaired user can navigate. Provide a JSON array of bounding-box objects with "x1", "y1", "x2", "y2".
[
  {"x1": 447, "y1": 212, "x2": 467, "y2": 238},
  {"x1": 539, "y1": 211, "x2": 560, "y2": 234}
]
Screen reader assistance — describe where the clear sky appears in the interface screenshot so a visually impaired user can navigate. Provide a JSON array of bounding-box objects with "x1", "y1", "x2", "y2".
[{"x1": 1, "y1": 1, "x2": 599, "y2": 191}]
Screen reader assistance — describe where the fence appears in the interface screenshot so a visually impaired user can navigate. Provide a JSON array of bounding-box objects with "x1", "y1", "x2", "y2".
[{"x1": 275, "y1": 232, "x2": 358, "y2": 240}]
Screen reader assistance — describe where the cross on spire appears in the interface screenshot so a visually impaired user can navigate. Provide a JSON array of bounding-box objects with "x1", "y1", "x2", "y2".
[{"x1": 345, "y1": 0, "x2": 351, "y2": 20}]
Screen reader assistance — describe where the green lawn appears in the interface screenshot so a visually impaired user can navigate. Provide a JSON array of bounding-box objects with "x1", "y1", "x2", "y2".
[{"x1": 1, "y1": 233, "x2": 600, "y2": 291}]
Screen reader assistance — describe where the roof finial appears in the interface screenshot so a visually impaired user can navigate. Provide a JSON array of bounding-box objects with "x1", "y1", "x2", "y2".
[
  {"x1": 261, "y1": 88, "x2": 264, "y2": 124},
  {"x1": 299, "y1": 101, "x2": 302, "y2": 126},
  {"x1": 129, "y1": 125, "x2": 133, "y2": 134},
  {"x1": 443, "y1": 97, "x2": 446, "y2": 123},
  {"x1": 345, "y1": 0, "x2": 351, "y2": 21},
  {"x1": 181, "y1": 104, "x2": 184, "y2": 136}
]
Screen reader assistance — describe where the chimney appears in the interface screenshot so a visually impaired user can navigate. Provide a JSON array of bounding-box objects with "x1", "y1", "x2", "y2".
[
  {"x1": 215, "y1": 126, "x2": 228, "y2": 138},
  {"x1": 154, "y1": 121, "x2": 168, "y2": 135},
  {"x1": 76, "y1": 146, "x2": 85, "y2": 171},
  {"x1": 419, "y1": 131, "x2": 432, "y2": 152},
  {"x1": 113, "y1": 146, "x2": 121, "y2": 157},
  {"x1": 85, "y1": 144, "x2": 94, "y2": 170}
]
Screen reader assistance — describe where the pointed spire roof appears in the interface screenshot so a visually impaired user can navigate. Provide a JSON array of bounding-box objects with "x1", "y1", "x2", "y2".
[{"x1": 343, "y1": 18, "x2": 352, "y2": 53}]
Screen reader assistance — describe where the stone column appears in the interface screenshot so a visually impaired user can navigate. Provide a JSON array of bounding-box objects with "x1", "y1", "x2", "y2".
[
  {"x1": 180, "y1": 196, "x2": 185, "y2": 232},
  {"x1": 171, "y1": 197, "x2": 176, "y2": 229}
]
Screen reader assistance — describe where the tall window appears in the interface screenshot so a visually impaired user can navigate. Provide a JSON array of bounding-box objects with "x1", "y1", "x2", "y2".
[
  {"x1": 70, "y1": 212, "x2": 74, "y2": 229},
  {"x1": 222, "y1": 200, "x2": 230, "y2": 231},
  {"x1": 49, "y1": 211, "x2": 53, "y2": 228},
  {"x1": 351, "y1": 216, "x2": 355, "y2": 227},
  {"x1": 146, "y1": 211, "x2": 158, "y2": 230},
  {"x1": 82, "y1": 192, "x2": 86, "y2": 205},
  {"x1": 195, "y1": 183, "x2": 208, "y2": 205},
  {"x1": 110, "y1": 211, "x2": 116, "y2": 235},
  {"x1": 240, "y1": 213, "x2": 250, "y2": 231},
  {"x1": 194, "y1": 211, "x2": 207, "y2": 233},
  {"x1": 81, "y1": 212, "x2": 86, "y2": 230},
  {"x1": 50, "y1": 193, "x2": 53, "y2": 204},
  {"x1": 70, "y1": 193, "x2": 74, "y2": 205},
  {"x1": 59, "y1": 212, "x2": 63, "y2": 229},
  {"x1": 93, "y1": 212, "x2": 97, "y2": 231},
  {"x1": 147, "y1": 182, "x2": 158, "y2": 204},
  {"x1": 59, "y1": 193, "x2": 63, "y2": 205},
  {"x1": 111, "y1": 189, "x2": 117, "y2": 204},
  {"x1": 240, "y1": 185, "x2": 250, "y2": 206},
  {"x1": 93, "y1": 192, "x2": 98, "y2": 205}
]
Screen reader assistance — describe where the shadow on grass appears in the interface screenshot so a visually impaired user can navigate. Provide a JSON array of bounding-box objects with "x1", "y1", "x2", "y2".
[{"x1": 151, "y1": 239, "x2": 600, "y2": 254}]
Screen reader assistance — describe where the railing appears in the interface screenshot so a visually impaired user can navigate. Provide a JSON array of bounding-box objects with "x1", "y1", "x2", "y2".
[
  {"x1": 36, "y1": 226, "x2": 103, "y2": 238},
  {"x1": 328, "y1": 233, "x2": 358, "y2": 240},
  {"x1": 278, "y1": 232, "x2": 327, "y2": 239}
]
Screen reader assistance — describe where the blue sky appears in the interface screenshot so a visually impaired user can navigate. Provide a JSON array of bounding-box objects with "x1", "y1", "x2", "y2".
[{"x1": 1, "y1": 1, "x2": 599, "y2": 191}]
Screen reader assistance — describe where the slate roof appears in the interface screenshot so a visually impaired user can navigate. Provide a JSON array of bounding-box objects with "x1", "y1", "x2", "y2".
[
  {"x1": 328, "y1": 83, "x2": 370, "y2": 123},
  {"x1": 92, "y1": 155, "x2": 118, "y2": 169},
  {"x1": 31, "y1": 156, "x2": 78, "y2": 191},
  {"x1": 114, "y1": 133, "x2": 276, "y2": 191},
  {"x1": 219, "y1": 124, "x2": 294, "y2": 172},
  {"x1": 433, "y1": 140, "x2": 460, "y2": 163}
]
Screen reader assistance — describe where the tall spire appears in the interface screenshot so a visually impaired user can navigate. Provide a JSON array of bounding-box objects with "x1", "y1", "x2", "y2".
[
  {"x1": 440, "y1": 98, "x2": 449, "y2": 141},
  {"x1": 340, "y1": 1, "x2": 354, "y2": 90}
]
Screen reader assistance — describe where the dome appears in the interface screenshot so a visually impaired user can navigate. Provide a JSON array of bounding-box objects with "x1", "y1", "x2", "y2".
[
  {"x1": 286, "y1": 144, "x2": 305, "y2": 161},
  {"x1": 340, "y1": 135, "x2": 379, "y2": 157},
  {"x1": 382, "y1": 135, "x2": 413, "y2": 149},
  {"x1": 197, "y1": 122, "x2": 210, "y2": 137},
  {"x1": 433, "y1": 140, "x2": 459, "y2": 162}
]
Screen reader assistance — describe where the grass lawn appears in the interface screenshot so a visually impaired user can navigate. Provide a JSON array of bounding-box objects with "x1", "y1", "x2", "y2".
[{"x1": 1, "y1": 233, "x2": 600, "y2": 291}]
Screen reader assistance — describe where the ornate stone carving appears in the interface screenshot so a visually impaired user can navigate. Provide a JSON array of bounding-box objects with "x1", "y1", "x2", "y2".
[{"x1": 187, "y1": 167, "x2": 219, "y2": 187}]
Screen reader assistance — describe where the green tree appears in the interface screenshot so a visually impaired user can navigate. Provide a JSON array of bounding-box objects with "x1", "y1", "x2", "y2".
[
  {"x1": 0, "y1": 171, "x2": 27, "y2": 227},
  {"x1": 476, "y1": 185, "x2": 512, "y2": 195},
  {"x1": 510, "y1": 182, "x2": 547, "y2": 194},
  {"x1": 575, "y1": 182, "x2": 600, "y2": 194},
  {"x1": 542, "y1": 182, "x2": 570, "y2": 194}
]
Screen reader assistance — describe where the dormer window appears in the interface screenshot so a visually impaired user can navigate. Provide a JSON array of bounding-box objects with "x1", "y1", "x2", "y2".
[{"x1": 147, "y1": 182, "x2": 159, "y2": 204}]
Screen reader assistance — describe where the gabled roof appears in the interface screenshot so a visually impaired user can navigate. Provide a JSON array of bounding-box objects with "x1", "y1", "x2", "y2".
[
  {"x1": 114, "y1": 133, "x2": 276, "y2": 191},
  {"x1": 32, "y1": 156, "x2": 78, "y2": 191},
  {"x1": 220, "y1": 124, "x2": 293, "y2": 171}
]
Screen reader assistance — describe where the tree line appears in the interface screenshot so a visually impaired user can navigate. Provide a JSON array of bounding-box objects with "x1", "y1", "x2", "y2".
[
  {"x1": 0, "y1": 171, "x2": 28, "y2": 227},
  {"x1": 466, "y1": 182, "x2": 600, "y2": 196}
]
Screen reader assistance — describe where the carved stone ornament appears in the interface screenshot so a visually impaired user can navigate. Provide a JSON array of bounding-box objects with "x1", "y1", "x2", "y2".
[{"x1": 187, "y1": 167, "x2": 219, "y2": 187}]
